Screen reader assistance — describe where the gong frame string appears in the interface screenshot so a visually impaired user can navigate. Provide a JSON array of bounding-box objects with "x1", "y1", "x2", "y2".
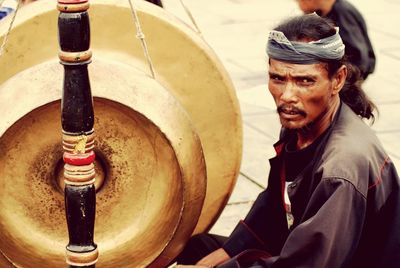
[
  {"x1": 127, "y1": 0, "x2": 204, "y2": 79},
  {"x1": 178, "y1": 0, "x2": 202, "y2": 37},
  {"x1": 128, "y1": 0, "x2": 156, "y2": 79},
  {"x1": 0, "y1": 0, "x2": 22, "y2": 58}
]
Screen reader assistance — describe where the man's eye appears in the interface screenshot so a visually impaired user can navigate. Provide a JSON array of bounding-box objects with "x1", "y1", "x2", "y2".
[
  {"x1": 298, "y1": 78, "x2": 315, "y2": 85},
  {"x1": 270, "y1": 75, "x2": 284, "y2": 81}
]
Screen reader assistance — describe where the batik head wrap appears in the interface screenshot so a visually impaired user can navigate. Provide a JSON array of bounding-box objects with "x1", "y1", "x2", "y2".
[{"x1": 266, "y1": 27, "x2": 345, "y2": 64}]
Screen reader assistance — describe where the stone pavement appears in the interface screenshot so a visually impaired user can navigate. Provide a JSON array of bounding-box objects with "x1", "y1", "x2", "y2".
[{"x1": 162, "y1": 0, "x2": 400, "y2": 236}]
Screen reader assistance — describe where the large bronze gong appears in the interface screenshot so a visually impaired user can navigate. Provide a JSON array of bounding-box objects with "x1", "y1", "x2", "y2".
[{"x1": 0, "y1": 0, "x2": 242, "y2": 267}]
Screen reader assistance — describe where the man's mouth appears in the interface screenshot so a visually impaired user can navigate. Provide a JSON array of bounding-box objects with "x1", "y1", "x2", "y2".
[
  {"x1": 277, "y1": 105, "x2": 306, "y2": 119},
  {"x1": 281, "y1": 109, "x2": 299, "y2": 115}
]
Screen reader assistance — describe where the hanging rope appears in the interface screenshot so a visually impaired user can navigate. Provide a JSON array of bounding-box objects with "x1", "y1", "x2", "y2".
[
  {"x1": 128, "y1": 0, "x2": 156, "y2": 79},
  {"x1": 178, "y1": 0, "x2": 202, "y2": 36},
  {"x1": 0, "y1": 0, "x2": 21, "y2": 58}
]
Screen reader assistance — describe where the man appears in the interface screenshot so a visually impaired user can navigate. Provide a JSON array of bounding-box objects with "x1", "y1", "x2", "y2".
[
  {"x1": 175, "y1": 14, "x2": 400, "y2": 268},
  {"x1": 296, "y1": 0, "x2": 376, "y2": 80}
]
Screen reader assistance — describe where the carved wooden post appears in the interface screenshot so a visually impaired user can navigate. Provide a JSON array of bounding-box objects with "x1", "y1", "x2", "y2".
[{"x1": 57, "y1": 1, "x2": 98, "y2": 267}]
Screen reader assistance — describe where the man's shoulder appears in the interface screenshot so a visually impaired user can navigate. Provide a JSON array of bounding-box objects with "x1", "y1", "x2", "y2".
[
  {"x1": 332, "y1": 0, "x2": 366, "y2": 25},
  {"x1": 332, "y1": 103, "x2": 378, "y2": 143},
  {"x1": 317, "y1": 105, "x2": 387, "y2": 194},
  {"x1": 334, "y1": 0, "x2": 364, "y2": 15}
]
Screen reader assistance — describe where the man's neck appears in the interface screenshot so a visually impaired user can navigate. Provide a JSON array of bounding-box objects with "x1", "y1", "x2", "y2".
[{"x1": 317, "y1": 0, "x2": 336, "y2": 16}]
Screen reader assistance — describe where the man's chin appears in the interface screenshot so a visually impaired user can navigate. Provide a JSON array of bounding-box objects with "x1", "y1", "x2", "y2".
[{"x1": 280, "y1": 119, "x2": 304, "y2": 130}]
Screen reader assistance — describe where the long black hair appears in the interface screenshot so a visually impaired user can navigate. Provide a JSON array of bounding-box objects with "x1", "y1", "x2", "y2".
[{"x1": 273, "y1": 13, "x2": 377, "y2": 122}]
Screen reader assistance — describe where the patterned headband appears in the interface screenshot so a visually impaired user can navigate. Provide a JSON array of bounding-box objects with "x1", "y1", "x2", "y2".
[{"x1": 266, "y1": 28, "x2": 345, "y2": 64}]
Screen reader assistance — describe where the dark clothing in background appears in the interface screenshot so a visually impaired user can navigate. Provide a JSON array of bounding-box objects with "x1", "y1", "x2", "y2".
[
  {"x1": 145, "y1": 0, "x2": 163, "y2": 7},
  {"x1": 0, "y1": 7, "x2": 13, "y2": 20},
  {"x1": 325, "y1": 0, "x2": 376, "y2": 79},
  {"x1": 217, "y1": 103, "x2": 400, "y2": 267}
]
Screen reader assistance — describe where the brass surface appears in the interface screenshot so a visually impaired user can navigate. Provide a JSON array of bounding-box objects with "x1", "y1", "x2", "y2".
[
  {"x1": 0, "y1": 0, "x2": 243, "y2": 266},
  {"x1": 0, "y1": 60, "x2": 206, "y2": 267}
]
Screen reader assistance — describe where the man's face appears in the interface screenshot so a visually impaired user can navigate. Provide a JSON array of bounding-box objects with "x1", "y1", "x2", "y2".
[{"x1": 268, "y1": 58, "x2": 337, "y2": 130}]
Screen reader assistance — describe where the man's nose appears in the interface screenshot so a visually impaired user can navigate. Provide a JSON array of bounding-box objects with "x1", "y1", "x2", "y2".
[{"x1": 280, "y1": 82, "x2": 298, "y2": 103}]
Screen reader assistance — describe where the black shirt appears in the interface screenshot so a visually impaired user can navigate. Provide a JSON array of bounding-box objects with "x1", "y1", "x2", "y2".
[{"x1": 284, "y1": 130, "x2": 329, "y2": 182}]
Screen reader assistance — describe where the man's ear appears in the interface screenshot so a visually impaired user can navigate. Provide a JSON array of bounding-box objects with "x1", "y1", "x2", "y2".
[{"x1": 332, "y1": 65, "x2": 347, "y2": 95}]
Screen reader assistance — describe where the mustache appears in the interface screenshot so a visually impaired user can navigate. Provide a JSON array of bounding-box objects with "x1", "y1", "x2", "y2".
[{"x1": 277, "y1": 105, "x2": 307, "y2": 116}]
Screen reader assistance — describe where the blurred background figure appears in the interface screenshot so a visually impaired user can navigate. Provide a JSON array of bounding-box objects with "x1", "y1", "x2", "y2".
[
  {"x1": 0, "y1": 0, "x2": 16, "y2": 20},
  {"x1": 0, "y1": 6, "x2": 13, "y2": 20},
  {"x1": 0, "y1": 0, "x2": 36, "y2": 20},
  {"x1": 145, "y1": 0, "x2": 163, "y2": 7},
  {"x1": 296, "y1": 0, "x2": 376, "y2": 80}
]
